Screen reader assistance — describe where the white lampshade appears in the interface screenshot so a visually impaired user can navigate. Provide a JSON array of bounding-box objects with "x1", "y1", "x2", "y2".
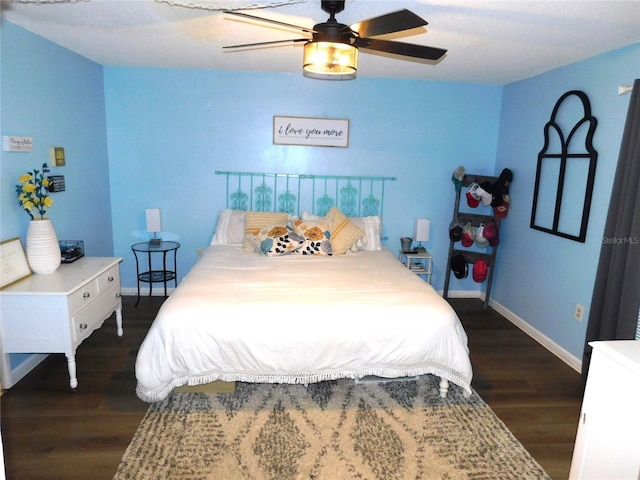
[
  {"x1": 414, "y1": 218, "x2": 430, "y2": 242},
  {"x1": 145, "y1": 208, "x2": 162, "y2": 233}
]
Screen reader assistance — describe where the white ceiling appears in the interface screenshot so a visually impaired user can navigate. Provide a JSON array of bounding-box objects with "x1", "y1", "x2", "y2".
[{"x1": 2, "y1": 0, "x2": 639, "y2": 84}]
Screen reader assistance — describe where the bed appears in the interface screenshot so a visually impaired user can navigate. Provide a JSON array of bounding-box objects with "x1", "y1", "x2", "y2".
[{"x1": 135, "y1": 172, "x2": 473, "y2": 402}]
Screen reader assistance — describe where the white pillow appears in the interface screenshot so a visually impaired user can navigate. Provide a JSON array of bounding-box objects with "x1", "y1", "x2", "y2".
[
  {"x1": 351, "y1": 216, "x2": 382, "y2": 251},
  {"x1": 211, "y1": 209, "x2": 246, "y2": 246},
  {"x1": 300, "y1": 211, "x2": 320, "y2": 221}
]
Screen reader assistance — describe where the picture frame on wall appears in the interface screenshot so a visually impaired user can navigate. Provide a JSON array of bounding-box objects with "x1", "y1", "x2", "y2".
[
  {"x1": 0, "y1": 237, "x2": 31, "y2": 289},
  {"x1": 273, "y1": 116, "x2": 349, "y2": 148}
]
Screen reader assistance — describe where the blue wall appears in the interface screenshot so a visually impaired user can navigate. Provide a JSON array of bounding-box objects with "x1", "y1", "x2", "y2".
[
  {"x1": 103, "y1": 68, "x2": 502, "y2": 290},
  {"x1": 493, "y1": 43, "x2": 640, "y2": 360},
  {"x1": 0, "y1": 20, "x2": 113, "y2": 255},
  {"x1": 2, "y1": 18, "x2": 639, "y2": 370},
  {"x1": 1, "y1": 20, "x2": 112, "y2": 372}
]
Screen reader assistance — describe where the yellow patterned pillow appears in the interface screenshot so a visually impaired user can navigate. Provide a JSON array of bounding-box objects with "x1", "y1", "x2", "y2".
[
  {"x1": 243, "y1": 211, "x2": 290, "y2": 250},
  {"x1": 252, "y1": 224, "x2": 304, "y2": 256},
  {"x1": 326, "y1": 206, "x2": 364, "y2": 255},
  {"x1": 292, "y1": 219, "x2": 332, "y2": 255}
]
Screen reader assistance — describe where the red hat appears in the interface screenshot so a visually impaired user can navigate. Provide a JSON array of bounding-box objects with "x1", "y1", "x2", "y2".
[
  {"x1": 493, "y1": 197, "x2": 510, "y2": 218},
  {"x1": 466, "y1": 183, "x2": 481, "y2": 208},
  {"x1": 483, "y1": 221, "x2": 500, "y2": 247},
  {"x1": 473, "y1": 257, "x2": 488, "y2": 283},
  {"x1": 461, "y1": 222, "x2": 475, "y2": 247}
]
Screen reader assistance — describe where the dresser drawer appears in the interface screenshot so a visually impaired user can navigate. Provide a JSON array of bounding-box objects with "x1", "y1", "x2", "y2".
[
  {"x1": 72, "y1": 286, "x2": 121, "y2": 345},
  {"x1": 97, "y1": 265, "x2": 120, "y2": 294},
  {"x1": 67, "y1": 265, "x2": 120, "y2": 315},
  {"x1": 68, "y1": 278, "x2": 99, "y2": 315}
]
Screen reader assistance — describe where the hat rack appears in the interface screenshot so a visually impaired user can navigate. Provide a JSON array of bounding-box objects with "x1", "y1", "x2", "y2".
[{"x1": 443, "y1": 172, "x2": 509, "y2": 310}]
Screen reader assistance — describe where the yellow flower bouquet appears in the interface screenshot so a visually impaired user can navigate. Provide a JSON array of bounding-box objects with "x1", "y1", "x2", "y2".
[{"x1": 16, "y1": 163, "x2": 53, "y2": 220}]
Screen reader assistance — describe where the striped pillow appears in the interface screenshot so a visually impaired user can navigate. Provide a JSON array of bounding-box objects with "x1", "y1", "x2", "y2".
[
  {"x1": 326, "y1": 206, "x2": 364, "y2": 255},
  {"x1": 243, "y1": 211, "x2": 290, "y2": 251}
]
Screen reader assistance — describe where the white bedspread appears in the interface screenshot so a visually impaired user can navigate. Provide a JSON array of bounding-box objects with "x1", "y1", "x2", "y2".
[{"x1": 135, "y1": 246, "x2": 473, "y2": 402}]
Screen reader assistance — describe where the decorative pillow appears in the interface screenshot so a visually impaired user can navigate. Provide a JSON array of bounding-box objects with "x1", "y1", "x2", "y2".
[
  {"x1": 211, "y1": 209, "x2": 246, "y2": 246},
  {"x1": 301, "y1": 210, "x2": 374, "y2": 253},
  {"x1": 292, "y1": 219, "x2": 332, "y2": 256},
  {"x1": 252, "y1": 224, "x2": 304, "y2": 256},
  {"x1": 325, "y1": 206, "x2": 365, "y2": 255},
  {"x1": 243, "y1": 211, "x2": 290, "y2": 250},
  {"x1": 350, "y1": 215, "x2": 382, "y2": 251}
]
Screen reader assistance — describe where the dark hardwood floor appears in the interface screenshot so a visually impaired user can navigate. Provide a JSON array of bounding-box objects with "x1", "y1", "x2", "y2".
[
  {"x1": 0, "y1": 296, "x2": 583, "y2": 479},
  {"x1": 452, "y1": 299, "x2": 584, "y2": 479}
]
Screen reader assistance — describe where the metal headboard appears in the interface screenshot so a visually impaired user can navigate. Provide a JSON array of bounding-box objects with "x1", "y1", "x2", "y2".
[{"x1": 215, "y1": 171, "x2": 396, "y2": 218}]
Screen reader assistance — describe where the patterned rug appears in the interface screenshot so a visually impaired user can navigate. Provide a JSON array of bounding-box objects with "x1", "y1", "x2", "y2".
[{"x1": 114, "y1": 375, "x2": 550, "y2": 480}]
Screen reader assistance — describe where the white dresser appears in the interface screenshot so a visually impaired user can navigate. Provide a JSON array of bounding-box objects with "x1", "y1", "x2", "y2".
[
  {"x1": 0, "y1": 257, "x2": 123, "y2": 390},
  {"x1": 569, "y1": 340, "x2": 640, "y2": 480}
]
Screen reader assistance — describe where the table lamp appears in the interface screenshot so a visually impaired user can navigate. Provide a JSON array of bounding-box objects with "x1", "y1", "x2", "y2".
[
  {"x1": 414, "y1": 218, "x2": 430, "y2": 252},
  {"x1": 146, "y1": 208, "x2": 162, "y2": 246}
]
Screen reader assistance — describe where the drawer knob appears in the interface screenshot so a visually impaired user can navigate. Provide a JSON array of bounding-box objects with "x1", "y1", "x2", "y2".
[
  {"x1": 79, "y1": 323, "x2": 88, "y2": 330},
  {"x1": 108, "y1": 276, "x2": 114, "y2": 282},
  {"x1": 83, "y1": 292, "x2": 90, "y2": 298},
  {"x1": 116, "y1": 292, "x2": 121, "y2": 298}
]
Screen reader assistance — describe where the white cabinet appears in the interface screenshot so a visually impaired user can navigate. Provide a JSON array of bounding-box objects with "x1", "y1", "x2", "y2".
[
  {"x1": 569, "y1": 340, "x2": 640, "y2": 480},
  {"x1": 0, "y1": 257, "x2": 123, "y2": 390}
]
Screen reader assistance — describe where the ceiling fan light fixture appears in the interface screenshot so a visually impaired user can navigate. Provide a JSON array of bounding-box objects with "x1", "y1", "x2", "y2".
[{"x1": 303, "y1": 42, "x2": 357, "y2": 80}]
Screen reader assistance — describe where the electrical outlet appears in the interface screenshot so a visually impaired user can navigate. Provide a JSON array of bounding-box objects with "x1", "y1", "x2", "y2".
[{"x1": 574, "y1": 304, "x2": 584, "y2": 321}]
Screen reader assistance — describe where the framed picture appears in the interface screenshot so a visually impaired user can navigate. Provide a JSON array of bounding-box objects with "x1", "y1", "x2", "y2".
[
  {"x1": 1, "y1": 237, "x2": 31, "y2": 289},
  {"x1": 273, "y1": 116, "x2": 349, "y2": 148}
]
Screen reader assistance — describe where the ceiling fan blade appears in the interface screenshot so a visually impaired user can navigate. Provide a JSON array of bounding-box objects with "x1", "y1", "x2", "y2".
[
  {"x1": 353, "y1": 37, "x2": 446, "y2": 61},
  {"x1": 350, "y1": 9, "x2": 427, "y2": 38},
  {"x1": 223, "y1": 38, "x2": 309, "y2": 49},
  {"x1": 223, "y1": 10, "x2": 316, "y2": 34}
]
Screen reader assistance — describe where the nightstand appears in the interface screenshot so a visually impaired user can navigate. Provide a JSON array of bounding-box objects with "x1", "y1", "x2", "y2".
[
  {"x1": 131, "y1": 241, "x2": 180, "y2": 306},
  {"x1": 398, "y1": 250, "x2": 432, "y2": 284}
]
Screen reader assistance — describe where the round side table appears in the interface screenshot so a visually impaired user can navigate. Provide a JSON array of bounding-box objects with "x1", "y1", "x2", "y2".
[{"x1": 131, "y1": 241, "x2": 180, "y2": 306}]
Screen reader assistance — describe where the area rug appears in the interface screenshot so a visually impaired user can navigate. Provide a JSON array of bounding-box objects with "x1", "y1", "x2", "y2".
[{"x1": 114, "y1": 375, "x2": 550, "y2": 480}]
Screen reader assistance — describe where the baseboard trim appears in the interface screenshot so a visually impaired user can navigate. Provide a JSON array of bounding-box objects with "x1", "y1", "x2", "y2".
[
  {"x1": 437, "y1": 289, "x2": 483, "y2": 298},
  {"x1": 441, "y1": 291, "x2": 582, "y2": 373},
  {"x1": 121, "y1": 287, "x2": 176, "y2": 296},
  {"x1": 489, "y1": 298, "x2": 582, "y2": 373}
]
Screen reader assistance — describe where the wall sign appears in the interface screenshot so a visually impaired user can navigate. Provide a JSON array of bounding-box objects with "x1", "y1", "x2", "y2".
[
  {"x1": 273, "y1": 116, "x2": 349, "y2": 148},
  {"x1": 51, "y1": 147, "x2": 66, "y2": 166},
  {"x1": 48, "y1": 175, "x2": 66, "y2": 192},
  {"x1": 3, "y1": 136, "x2": 33, "y2": 152}
]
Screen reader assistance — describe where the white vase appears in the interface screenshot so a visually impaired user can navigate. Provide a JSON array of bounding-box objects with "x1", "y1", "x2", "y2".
[{"x1": 26, "y1": 219, "x2": 61, "y2": 274}]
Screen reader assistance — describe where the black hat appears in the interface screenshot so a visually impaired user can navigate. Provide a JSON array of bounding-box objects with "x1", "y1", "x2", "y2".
[
  {"x1": 449, "y1": 222, "x2": 463, "y2": 242},
  {"x1": 451, "y1": 253, "x2": 468, "y2": 279},
  {"x1": 489, "y1": 168, "x2": 514, "y2": 207},
  {"x1": 496, "y1": 168, "x2": 513, "y2": 193},
  {"x1": 498, "y1": 167, "x2": 513, "y2": 184}
]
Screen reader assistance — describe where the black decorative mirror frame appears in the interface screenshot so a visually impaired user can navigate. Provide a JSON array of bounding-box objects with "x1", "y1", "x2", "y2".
[{"x1": 530, "y1": 90, "x2": 598, "y2": 242}]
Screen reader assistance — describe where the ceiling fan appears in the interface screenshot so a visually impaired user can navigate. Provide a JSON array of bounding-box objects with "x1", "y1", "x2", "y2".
[{"x1": 223, "y1": 0, "x2": 447, "y2": 80}]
